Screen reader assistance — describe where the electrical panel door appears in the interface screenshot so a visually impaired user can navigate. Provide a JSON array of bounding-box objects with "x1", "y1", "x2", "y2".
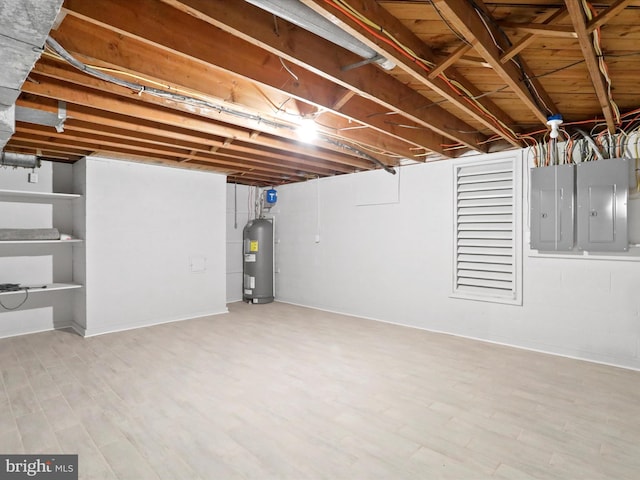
[
  {"x1": 530, "y1": 164, "x2": 575, "y2": 251},
  {"x1": 577, "y1": 158, "x2": 629, "y2": 252}
]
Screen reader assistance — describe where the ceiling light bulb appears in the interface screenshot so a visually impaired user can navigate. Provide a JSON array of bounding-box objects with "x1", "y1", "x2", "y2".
[
  {"x1": 546, "y1": 114, "x2": 563, "y2": 139},
  {"x1": 297, "y1": 118, "x2": 317, "y2": 143}
]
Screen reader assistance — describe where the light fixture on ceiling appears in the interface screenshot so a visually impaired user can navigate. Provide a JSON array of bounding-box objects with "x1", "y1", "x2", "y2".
[
  {"x1": 244, "y1": 0, "x2": 396, "y2": 71},
  {"x1": 296, "y1": 117, "x2": 318, "y2": 143},
  {"x1": 546, "y1": 113, "x2": 563, "y2": 139}
]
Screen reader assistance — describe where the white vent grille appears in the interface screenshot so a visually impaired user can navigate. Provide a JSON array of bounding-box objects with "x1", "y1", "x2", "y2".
[{"x1": 454, "y1": 159, "x2": 520, "y2": 303}]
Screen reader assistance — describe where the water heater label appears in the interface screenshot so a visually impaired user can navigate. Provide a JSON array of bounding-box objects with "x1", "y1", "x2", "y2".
[
  {"x1": 244, "y1": 253, "x2": 256, "y2": 262},
  {"x1": 244, "y1": 289, "x2": 252, "y2": 295},
  {"x1": 250, "y1": 240, "x2": 259, "y2": 252}
]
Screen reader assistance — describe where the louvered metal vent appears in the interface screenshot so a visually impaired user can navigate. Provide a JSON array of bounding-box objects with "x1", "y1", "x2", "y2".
[{"x1": 454, "y1": 159, "x2": 519, "y2": 302}]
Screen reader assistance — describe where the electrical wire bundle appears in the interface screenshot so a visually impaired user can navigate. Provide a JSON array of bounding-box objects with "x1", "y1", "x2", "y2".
[
  {"x1": 581, "y1": 0, "x2": 621, "y2": 125},
  {"x1": 528, "y1": 108, "x2": 640, "y2": 174},
  {"x1": 321, "y1": 0, "x2": 624, "y2": 158}
]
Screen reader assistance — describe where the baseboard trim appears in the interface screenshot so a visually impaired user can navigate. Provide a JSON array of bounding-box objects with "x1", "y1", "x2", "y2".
[
  {"x1": 0, "y1": 326, "x2": 60, "y2": 340},
  {"x1": 82, "y1": 308, "x2": 229, "y2": 337},
  {"x1": 68, "y1": 320, "x2": 86, "y2": 337},
  {"x1": 276, "y1": 299, "x2": 640, "y2": 372}
]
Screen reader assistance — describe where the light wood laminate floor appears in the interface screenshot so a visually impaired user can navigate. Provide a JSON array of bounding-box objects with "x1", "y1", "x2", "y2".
[{"x1": 1, "y1": 301, "x2": 639, "y2": 479}]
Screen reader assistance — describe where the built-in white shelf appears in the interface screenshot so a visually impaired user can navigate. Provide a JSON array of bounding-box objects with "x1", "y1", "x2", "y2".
[
  {"x1": 0, "y1": 239, "x2": 83, "y2": 245},
  {"x1": 0, "y1": 189, "x2": 81, "y2": 202},
  {"x1": 0, "y1": 283, "x2": 82, "y2": 296}
]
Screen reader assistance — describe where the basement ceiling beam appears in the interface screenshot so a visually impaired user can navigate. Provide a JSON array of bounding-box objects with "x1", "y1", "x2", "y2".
[
  {"x1": 12, "y1": 133, "x2": 193, "y2": 164},
  {"x1": 292, "y1": 0, "x2": 521, "y2": 147},
  {"x1": 428, "y1": 44, "x2": 473, "y2": 80},
  {"x1": 6, "y1": 142, "x2": 91, "y2": 159},
  {"x1": 226, "y1": 171, "x2": 290, "y2": 186},
  {"x1": 499, "y1": 23, "x2": 576, "y2": 39},
  {"x1": 158, "y1": 0, "x2": 487, "y2": 151},
  {"x1": 48, "y1": 22, "x2": 406, "y2": 166},
  {"x1": 53, "y1": 15, "x2": 402, "y2": 159},
  {"x1": 16, "y1": 121, "x2": 342, "y2": 177},
  {"x1": 61, "y1": 0, "x2": 449, "y2": 157},
  {"x1": 17, "y1": 94, "x2": 368, "y2": 172},
  {"x1": 500, "y1": 8, "x2": 567, "y2": 64},
  {"x1": 11, "y1": 132, "x2": 308, "y2": 183},
  {"x1": 18, "y1": 82, "x2": 372, "y2": 176},
  {"x1": 16, "y1": 124, "x2": 195, "y2": 159},
  {"x1": 434, "y1": 0, "x2": 558, "y2": 125},
  {"x1": 50, "y1": 17, "x2": 430, "y2": 164},
  {"x1": 586, "y1": 0, "x2": 633, "y2": 32},
  {"x1": 179, "y1": 149, "x2": 198, "y2": 163},
  {"x1": 564, "y1": 0, "x2": 617, "y2": 133},
  {"x1": 33, "y1": 57, "x2": 304, "y2": 142},
  {"x1": 23, "y1": 62, "x2": 384, "y2": 172},
  {"x1": 331, "y1": 90, "x2": 357, "y2": 111}
]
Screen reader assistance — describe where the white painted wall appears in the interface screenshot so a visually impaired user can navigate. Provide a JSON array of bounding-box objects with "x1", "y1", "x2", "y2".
[
  {"x1": 274, "y1": 152, "x2": 640, "y2": 370},
  {"x1": 0, "y1": 161, "x2": 54, "y2": 192},
  {"x1": 0, "y1": 161, "x2": 77, "y2": 337},
  {"x1": 78, "y1": 157, "x2": 227, "y2": 336},
  {"x1": 226, "y1": 183, "x2": 252, "y2": 302}
]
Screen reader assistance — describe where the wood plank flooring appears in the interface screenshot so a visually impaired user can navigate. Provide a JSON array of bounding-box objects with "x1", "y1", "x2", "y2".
[{"x1": 1, "y1": 301, "x2": 639, "y2": 479}]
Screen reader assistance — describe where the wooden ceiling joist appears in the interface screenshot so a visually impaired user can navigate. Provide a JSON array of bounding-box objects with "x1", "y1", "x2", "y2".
[
  {"x1": 564, "y1": 0, "x2": 617, "y2": 132},
  {"x1": 499, "y1": 23, "x2": 577, "y2": 39},
  {"x1": 18, "y1": 116, "x2": 356, "y2": 178},
  {"x1": 17, "y1": 95, "x2": 372, "y2": 175},
  {"x1": 428, "y1": 44, "x2": 473, "y2": 80},
  {"x1": 10, "y1": 132, "x2": 307, "y2": 184},
  {"x1": 20, "y1": 77, "x2": 384, "y2": 176},
  {"x1": 61, "y1": 0, "x2": 450, "y2": 157},
  {"x1": 159, "y1": 0, "x2": 488, "y2": 151},
  {"x1": 15, "y1": 123, "x2": 323, "y2": 179},
  {"x1": 433, "y1": 0, "x2": 558, "y2": 124},
  {"x1": 48, "y1": 16, "x2": 412, "y2": 163},
  {"x1": 16, "y1": 124, "x2": 194, "y2": 160},
  {"x1": 499, "y1": 8, "x2": 568, "y2": 64},
  {"x1": 331, "y1": 90, "x2": 357, "y2": 111},
  {"x1": 586, "y1": 0, "x2": 633, "y2": 32},
  {"x1": 296, "y1": 0, "x2": 522, "y2": 147},
  {"x1": 6, "y1": 142, "x2": 90, "y2": 161},
  {"x1": 4, "y1": 0, "x2": 638, "y2": 186}
]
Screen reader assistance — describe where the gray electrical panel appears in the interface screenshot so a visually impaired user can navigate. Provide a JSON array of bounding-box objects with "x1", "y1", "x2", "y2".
[
  {"x1": 577, "y1": 158, "x2": 629, "y2": 252},
  {"x1": 530, "y1": 164, "x2": 575, "y2": 251}
]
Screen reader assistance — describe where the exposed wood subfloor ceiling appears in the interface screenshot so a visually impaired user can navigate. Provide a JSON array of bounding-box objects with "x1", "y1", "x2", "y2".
[{"x1": 7, "y1": 0, "x2": 640, "y2": 185}]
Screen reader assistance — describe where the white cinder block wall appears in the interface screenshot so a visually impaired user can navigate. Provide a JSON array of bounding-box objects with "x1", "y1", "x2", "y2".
[
  {"x1": 76, "y1": 157, "x2": 228, "y2": 336},
  {"x1": 273, "y1": 151, "x2": 640, "y2": 370}
]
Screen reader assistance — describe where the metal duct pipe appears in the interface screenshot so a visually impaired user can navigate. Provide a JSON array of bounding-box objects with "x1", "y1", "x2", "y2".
[
  {"x1": 244, "y1": 0, "x2": 395, "y2": 70},
  {"x1": 0, "y1": 152, "x2": 41, "y2": 169}
]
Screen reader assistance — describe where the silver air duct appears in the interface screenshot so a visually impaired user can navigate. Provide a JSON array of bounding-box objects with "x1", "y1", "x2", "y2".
[
  {"x1": 244, "y1": 0, "x2": 395, "y2": 70},
  {"x1": 0, "y1": 0, "x2": 65, "y2": 150},
  {"x1": 0, "y1": 152, "x2": 41, "y2": 169}
]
